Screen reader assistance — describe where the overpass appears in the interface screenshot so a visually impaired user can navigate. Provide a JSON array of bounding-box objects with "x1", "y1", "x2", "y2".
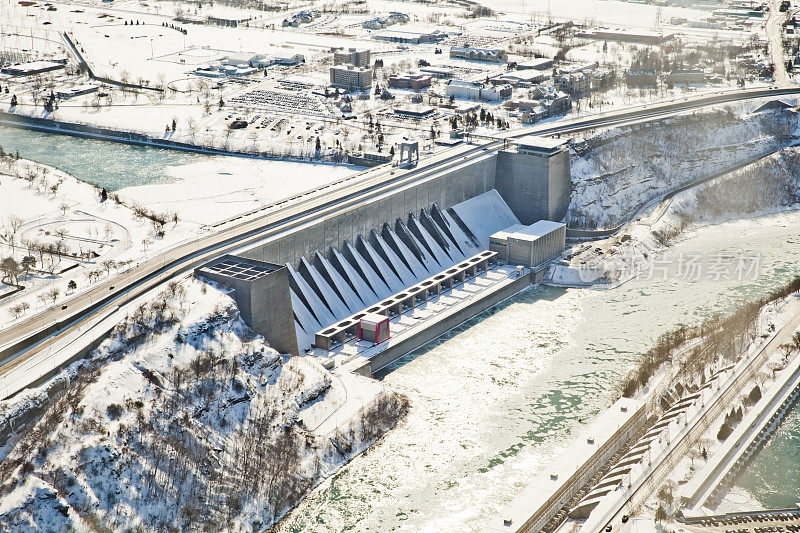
[{"x1": 2, "y1": 85, "x2": 800, "y2": 398}]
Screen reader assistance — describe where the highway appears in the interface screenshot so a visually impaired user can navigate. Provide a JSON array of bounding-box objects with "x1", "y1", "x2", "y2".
[{"x1": 2, "y1": 85, "x2": 800, "y2": 398}]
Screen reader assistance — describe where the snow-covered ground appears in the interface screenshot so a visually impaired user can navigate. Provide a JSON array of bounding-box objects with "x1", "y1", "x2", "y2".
[
  {"x1": 568, "y1": 101, "x2": 797, "y2": 229},
  {"x1": 0, "y1": 277, "x2": 406, "y2": 531},
  {"x1": 0, "y1": 157, "x2": 199, "y2": 328},
  {"x1": 119, "y1": 156, "x2": 358, "y2": 225}
]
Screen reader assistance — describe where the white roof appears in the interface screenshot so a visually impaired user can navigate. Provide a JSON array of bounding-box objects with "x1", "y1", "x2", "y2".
[
  {"x1": 361, "y1": 312, "x2": 388, "y2": 325},
  {"x1": 490, "y1": 220, "x2": 565, "y2": 242},
  {"x1": 515, "y1": 135, "x2": 568, "y2": 151}
]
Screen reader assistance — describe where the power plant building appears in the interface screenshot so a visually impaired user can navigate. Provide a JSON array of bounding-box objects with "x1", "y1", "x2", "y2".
[
  {"x1": 489, "y1": 221, "x2": 566, "y2": 268},
  {"x1": 495, "y1": 136, "x2": 572, "y2": 224},
  {"x1": 195, "y1": 132, "x2": 573, "y2": 357}
]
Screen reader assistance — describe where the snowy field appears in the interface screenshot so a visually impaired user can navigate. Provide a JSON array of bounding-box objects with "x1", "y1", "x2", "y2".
[
  {"x1": 119, "y1": 156, "x2": 359, "y2": 225},
  {"x1": 0, "y1": 157, "x2": 201, "y2": 328}
]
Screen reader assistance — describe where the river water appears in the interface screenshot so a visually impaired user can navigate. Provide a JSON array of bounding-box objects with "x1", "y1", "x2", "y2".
[
  {"x1": 3, "y1": 127, "x2": 798, "y2": 528},
  {"x1": 0, "y1": 125, "x2": 212, "y2": 190},
  {"x1": 279, "y1": 213, "x2": 800, "y2": 532},
  {"x1": 734, "y1": 401, "x2": 800, "y2": 509}
]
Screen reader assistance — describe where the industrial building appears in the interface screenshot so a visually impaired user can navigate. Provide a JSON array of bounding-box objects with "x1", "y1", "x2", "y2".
[
  {"x1": 495, "y1": 136, "x2": 572, "y2": 223},
  {"x1": 625, "y1": 69, "x2": 658, "y2": 87},
  {"x1": 419, "y1": 66, "x2": 455, "y2": 79},
  {"x1": 194, "y1": 129, "x2": 572, "y2": 359},
  {"x1": 493, "y1": 70, "x2": 549, "y2": 87},
  {"x1": 576, "y1": 28, "x2": 674, "y2": 44},
  {"x1": 56, "y1": 84, "x2": 99, "y2": 99},
  {"x1": 357, "y1": 313, "x2": 390, "y2": 344},
  {"x1": 347, "y1": 150, "x2": 393, "y2": 167},
  {"x1": 1, "y1": 60, "x2": 66, "y2": 77},
  {"x1": 372, "y1": 27, "x2": 447, "y2": 44},
  {"x1": 449, "y1": 46, "x2": 508, "y2": 63},
  {"x1": 195, "y1": 256, "x2": 297, "y2": 355},
  {"x1": 517, "y1": 58, "x2": 554, "y2": 71},
  {"x1": 667, "y1": 69, "x2": 707, "y2": 84},
  {"x1": 489, "y1": 221, "x2": 566, "y2": 268},
  {"x1": 393, "y1": 105, "x2": 435, "y2": 118},
  {"x1": 330, "y1": 65, "x2": 373, "y2": 91},
  {"x1": 269, "y1": 54, "x2": 305, "y2": 66},
  {"x1": 333, "y1": 48, "x2": 371, "y2": 68}
]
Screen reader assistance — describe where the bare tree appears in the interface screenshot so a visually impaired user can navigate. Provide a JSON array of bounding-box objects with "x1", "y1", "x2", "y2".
[
  {"x1": 47, "y1": 287, "x2": 60, "y2": 303},
  {"x1": 7, "y1": 215, "x2": 23, "y2": 253}
]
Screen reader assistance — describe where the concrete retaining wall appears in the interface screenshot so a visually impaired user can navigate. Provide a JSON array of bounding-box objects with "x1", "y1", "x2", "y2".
[
  {"x1": 352, "y1": 272, "x2": 533, "y2": 377},
  {"x1": 237, "y1": 153, "x2": 499, "y2": 266}
]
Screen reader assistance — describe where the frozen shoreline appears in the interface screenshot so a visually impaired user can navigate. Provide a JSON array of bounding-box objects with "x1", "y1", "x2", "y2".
[{"x1": 118, "y1": 156, "x2": 358, "y2": 225}]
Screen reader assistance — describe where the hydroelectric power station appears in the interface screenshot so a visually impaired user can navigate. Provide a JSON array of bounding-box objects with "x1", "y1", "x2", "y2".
[{"x1": 195, "y1": 136, "x2": 570, "y2": 373}]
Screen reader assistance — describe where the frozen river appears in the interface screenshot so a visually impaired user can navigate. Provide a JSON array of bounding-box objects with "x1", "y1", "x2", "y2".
[
  {"x1": 278, "y1": 211, "x2": 800, "y2": 532},
  {"x1": 0, "y1": 124, "x2": 206, "y2": 190}
]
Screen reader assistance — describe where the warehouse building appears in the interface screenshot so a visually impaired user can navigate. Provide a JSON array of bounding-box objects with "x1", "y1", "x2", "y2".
[
  {"x1": 576, "y1": 28, "x2": 674, "y2": 44},
  {"x1": 1, "y1": 60, "x2": 65, "y2": 77},
  {"x1": 489, "y1": 221, "x2": 566, "y2": 268},
  {"x1": 419, "y1": 66, "x2": 455, "y2": 79},
  {"x1": 372, "y1": 28, "x2": 447, "y2": 44}
]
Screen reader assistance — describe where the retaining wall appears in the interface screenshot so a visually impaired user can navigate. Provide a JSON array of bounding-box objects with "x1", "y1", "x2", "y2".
[
  {"x1": 237, "y1": 153, "x2": 499, "y2": 267},
  {"x1": 352, "y1": 271, "x2": 533, "y2": 377}
]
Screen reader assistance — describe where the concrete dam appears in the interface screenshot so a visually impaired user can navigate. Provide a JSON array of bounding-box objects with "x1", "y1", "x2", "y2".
[{"x1": 196, "y1": 136, "x2": 571, "y2": 359}]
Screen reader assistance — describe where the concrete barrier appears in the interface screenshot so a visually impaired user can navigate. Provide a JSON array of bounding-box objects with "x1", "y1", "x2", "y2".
[{"x1": 353, "y1": 271, "x2": 533, "y2": 377}]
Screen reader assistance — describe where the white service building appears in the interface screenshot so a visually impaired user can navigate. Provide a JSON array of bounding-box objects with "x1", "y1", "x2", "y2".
[{"x1": 489, "y1": 221, "x2": 566, "y2": 268}]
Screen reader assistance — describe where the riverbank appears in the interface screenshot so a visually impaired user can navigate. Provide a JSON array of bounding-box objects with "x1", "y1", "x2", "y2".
[
  {"x1": 0, "y1": 125, "x2": 360, "y2": 225},
  {"x1": 0, "y1": 155, "x2": 200, "y2": 332},
  {"x1": 0, "y1": 110, "x2": 357, "y2": 167},
  {"x1": 0, "y1": 278, "x2": 410, "y2": 531},
  {"x1": 275, "y1": 207, "x2": 800, "y2": 533}
]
